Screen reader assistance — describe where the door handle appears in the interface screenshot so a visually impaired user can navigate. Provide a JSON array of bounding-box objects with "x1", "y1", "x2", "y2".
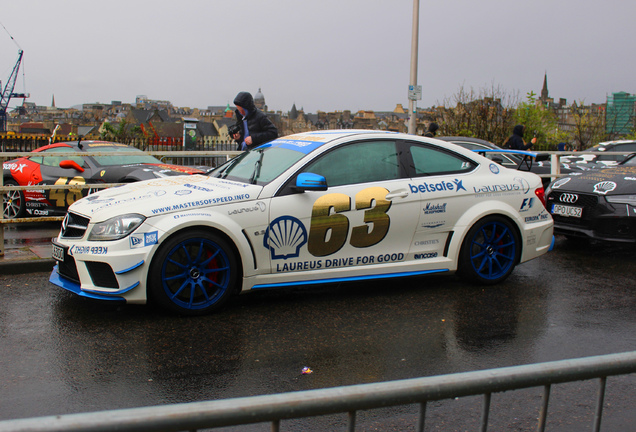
[{"x1": 385, "y1": 189, "x2": 409, "y2": 200}]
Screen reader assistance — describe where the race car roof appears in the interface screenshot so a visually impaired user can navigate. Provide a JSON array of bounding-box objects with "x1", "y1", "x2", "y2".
[{"x1": 260, "y1": 130, "x2": 398, "y2": 154}]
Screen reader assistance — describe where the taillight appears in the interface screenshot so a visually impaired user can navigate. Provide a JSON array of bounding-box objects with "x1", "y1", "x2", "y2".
[{"x1": 535, "y1": 187, "x2": 546, "y2": 208}]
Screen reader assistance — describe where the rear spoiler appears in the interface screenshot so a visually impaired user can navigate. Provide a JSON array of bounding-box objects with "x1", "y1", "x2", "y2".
[{"x1": 471, "y1": 149, "x2": 549, "y2": 170}]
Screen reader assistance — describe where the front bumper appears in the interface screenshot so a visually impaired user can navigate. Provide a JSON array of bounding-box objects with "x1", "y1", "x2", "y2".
[
  {"x1": 548, "y1": 191, "x2": 636, "y2": 243},
  {"x1": 49, "y1": 266, "x2": 127, "y2": 302},
  {"x1": 553, "y1": 218, "x2": 636, "y2": 243},
  {"x1": 49, "y1": 236, "x2": 153, "y2": 304}
]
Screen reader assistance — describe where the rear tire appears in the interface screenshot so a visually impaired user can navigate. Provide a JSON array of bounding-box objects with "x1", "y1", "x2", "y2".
[
  {"x1": 458, "y1": 215, "x2": 520, "y2": 285},
  {"x1": 2, "y1": 180, "x2": 25, "y2": 219},
  {"x1": 148, "y1": 230, "x2": 239, "y2": 315}
]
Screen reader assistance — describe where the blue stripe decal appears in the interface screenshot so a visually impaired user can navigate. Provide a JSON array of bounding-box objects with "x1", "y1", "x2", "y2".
[
  {"x1": 266, "y1": 139, "x2": 325, "y2": 154},
  {"x1": 115, "y1": 260, "x2": 145, "y2": 275},
  {"x1": 251, "y1": 269, "x2": 449, "y2": 290},
  {"x1": 549, "y1": 235, "x2": 556, "y2": 252}
]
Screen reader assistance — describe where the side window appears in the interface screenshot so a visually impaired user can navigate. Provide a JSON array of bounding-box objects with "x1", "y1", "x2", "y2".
[
  {"x1": 303, "y1": 140, "x2": 400, "y2": 187},
  {"x1": 40, "y1": 148, "x2": 85, "y2": 167},
  {"x1": 409, "y1": 143, "x2": 475, "y2": 176}
]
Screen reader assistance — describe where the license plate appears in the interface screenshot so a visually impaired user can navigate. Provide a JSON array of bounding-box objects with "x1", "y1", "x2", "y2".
[
  {"x1": 551, "y1": 204, "x2": 583, "y2": 218},
  {"x1": 52, "y1": 244, "x2": 65, "y2": 262}
]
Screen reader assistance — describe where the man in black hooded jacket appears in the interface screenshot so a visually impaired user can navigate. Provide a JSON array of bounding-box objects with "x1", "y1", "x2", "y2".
[
  {"x1": 503, "y1": 124, "x2": 536, "y2": 150},
  {"x1": 231, "y1": 91, "x2": 278, "y2": 151}
]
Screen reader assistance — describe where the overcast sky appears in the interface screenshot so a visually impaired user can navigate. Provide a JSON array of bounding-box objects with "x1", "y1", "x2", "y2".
[{"x1": 1, "y1": 0, "x2": 635, "y2": 114}]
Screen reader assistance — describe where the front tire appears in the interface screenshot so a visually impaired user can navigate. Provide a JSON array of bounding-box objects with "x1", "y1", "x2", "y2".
[
  {"x1": 2, "y1": 180, "x2": 25, "y2": 219},
  {"x1": 148, "y1": 230, "x2": 239, "y2": 315},
  {"x1": 458, "y1": 216, "x2": 520, "y2": 285}
]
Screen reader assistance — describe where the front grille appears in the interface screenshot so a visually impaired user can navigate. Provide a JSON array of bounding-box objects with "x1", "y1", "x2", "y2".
[
  {"x1": 86, "y1": 261, "x2": 119, "y2": 289},
  {"x1": 549, "y1": 191, "x2": 599, "y2": 208},
  {"x1": 547, "y1": 191, "x2": 600, "y2": 228},
  {"x1": 547, "y1": 190, "x2": 636, "y2": 241},
  {"x1": 61, "y1": 212, "x2": 90, "y2": 239}
]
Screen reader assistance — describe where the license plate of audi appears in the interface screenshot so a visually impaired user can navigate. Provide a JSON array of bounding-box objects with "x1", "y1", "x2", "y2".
[{"x1": 551, "y1": 204, "x2": 582, "y2": 218}]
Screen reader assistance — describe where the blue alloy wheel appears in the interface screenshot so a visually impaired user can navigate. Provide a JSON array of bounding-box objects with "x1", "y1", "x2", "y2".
[
  {"x1": 458, "y1": 216, "x2": 520, "y2": 284},
  {"x1": 149, "y1": 231, "x2": 238, "y2": 315}
]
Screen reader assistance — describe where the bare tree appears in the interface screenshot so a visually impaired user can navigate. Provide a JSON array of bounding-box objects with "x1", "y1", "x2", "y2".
[
  {"x1": 435, "y1": 83, "x2": 520, "y2": 145},
  {"x1": 569, "y1": 102, "x2": 606, "y2": 150}
]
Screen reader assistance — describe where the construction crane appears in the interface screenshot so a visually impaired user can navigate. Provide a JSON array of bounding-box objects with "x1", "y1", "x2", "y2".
[{"x1": 0, "y1": 48, "x2": 29, "y2": 132}]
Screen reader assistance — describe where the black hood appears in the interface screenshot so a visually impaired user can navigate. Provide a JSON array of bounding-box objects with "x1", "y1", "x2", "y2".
[
  {"x1": 513, "y1": 125, "x2": 525, "y2": 136},
  {"x1": 233, "y1": 92, "x2": 256, "y2": 112},
  {"x1": 550, "y1": 165, "x2": 636, "y2": 195}
]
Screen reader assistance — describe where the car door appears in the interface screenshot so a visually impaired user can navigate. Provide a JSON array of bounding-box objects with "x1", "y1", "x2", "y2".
[
  {"x1": 403, "y1": 140, "x2": 478, "y2": 257},
  {"x1": 266, "y1": 139, "x2": 421, "y2": 278}
]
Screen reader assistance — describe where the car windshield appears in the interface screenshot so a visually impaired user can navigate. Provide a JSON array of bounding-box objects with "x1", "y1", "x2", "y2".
[
  {"x1": 209, "y1": 146, "x2": 306, "y2": 185},
  {"x1": 91, "y1": 146, "x2": 162, "y2": 166}
]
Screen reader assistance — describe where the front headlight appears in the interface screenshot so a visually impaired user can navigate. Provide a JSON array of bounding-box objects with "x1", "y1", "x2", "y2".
[
  {"x1": 88, "y1": 213, "x2": 146, "y2": 241},
  {"x1": 606, "y1": 195, "x2": 636, "y2": 206}
]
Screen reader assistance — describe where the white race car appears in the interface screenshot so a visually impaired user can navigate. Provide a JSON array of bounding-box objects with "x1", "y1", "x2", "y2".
[{"x1": 50, "y1": 130, "x2": 554, "y2": 315}]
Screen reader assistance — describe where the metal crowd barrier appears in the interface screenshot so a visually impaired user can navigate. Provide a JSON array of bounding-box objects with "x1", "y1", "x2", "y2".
[
  {"x1": 0, "y1": 351, "x2": 634, "y2": 432},
  {"x1": 0, "y1": 149, "x2": 629, "y2": 256}
]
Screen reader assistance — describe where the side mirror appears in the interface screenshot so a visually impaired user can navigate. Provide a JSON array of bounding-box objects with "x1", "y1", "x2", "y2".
[
  {"x1": 295, "y1": 172, "x2": 327, "y2": 192},
  {"x1": 59, "y1": 160, "x2": 85, "y2": 172}
]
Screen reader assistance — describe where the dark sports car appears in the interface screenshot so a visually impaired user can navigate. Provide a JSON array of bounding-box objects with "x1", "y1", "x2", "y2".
[
  {"x1": 439, "y1": 136, "x2": 585, "y2": 187},
  {"x1": 560, "y1": 140, "x2": 636, "y2": 169},
  {"x1": 546, "y1": 153, "x2": 636, "y2": 242},
  {"x1": 2, "y1": 140, "x2": 204, "y2": 219}
]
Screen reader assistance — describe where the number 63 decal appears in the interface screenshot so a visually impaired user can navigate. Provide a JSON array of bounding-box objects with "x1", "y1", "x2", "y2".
[{"x1": 308, "y1": 186, "x2": 391, "y2": 257}]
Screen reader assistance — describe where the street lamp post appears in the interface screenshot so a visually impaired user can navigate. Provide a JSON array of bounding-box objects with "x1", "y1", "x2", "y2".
[{"x1": 408, "y1": 0, "x2": 420, "y2": 135}]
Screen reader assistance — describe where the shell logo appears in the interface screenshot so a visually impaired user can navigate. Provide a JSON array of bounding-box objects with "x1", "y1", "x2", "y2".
[
  {"x1": 593, "y1": 181, "x2": 616, "y2": 195},
  {"x1": 263, "y1": 216, "x2": 308, "y2": 260}
]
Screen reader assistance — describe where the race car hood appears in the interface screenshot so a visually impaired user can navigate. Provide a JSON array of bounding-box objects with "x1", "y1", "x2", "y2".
[
  {"x1": 550, "y1": 165, "x2": 636, "y2": 195},
  {"x1": 69, "y1": 175, "x2": 263, "y2": 220}
]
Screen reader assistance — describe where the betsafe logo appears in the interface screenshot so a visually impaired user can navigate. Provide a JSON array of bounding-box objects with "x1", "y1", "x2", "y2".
[{"x1": 409, "y1": 179, "x2": 466, "y2": 194}]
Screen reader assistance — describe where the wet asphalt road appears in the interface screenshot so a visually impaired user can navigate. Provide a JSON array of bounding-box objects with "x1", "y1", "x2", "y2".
[{"x1": 0, "y1": 236, "x2": 635, "y2": 431}]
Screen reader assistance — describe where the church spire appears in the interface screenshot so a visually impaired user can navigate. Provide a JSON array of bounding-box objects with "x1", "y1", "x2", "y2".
[{"x1": 540, "y1": 73, "x2": 549, "y2": 102}]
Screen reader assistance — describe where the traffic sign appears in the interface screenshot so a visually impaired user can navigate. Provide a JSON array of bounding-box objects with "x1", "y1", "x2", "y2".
[{"x1": 408, "y1": 85, "x2": 422, "y2": 101}]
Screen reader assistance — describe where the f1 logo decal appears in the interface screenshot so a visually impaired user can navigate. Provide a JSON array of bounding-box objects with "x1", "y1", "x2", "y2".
[{"x1": 520, "y1": 198, "x2": 534, "y2": 211}]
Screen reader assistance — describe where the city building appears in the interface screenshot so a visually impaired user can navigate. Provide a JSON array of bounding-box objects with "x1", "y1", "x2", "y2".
[{"x1": 606, "y1": 91, "x2": 636, "y2": 136}]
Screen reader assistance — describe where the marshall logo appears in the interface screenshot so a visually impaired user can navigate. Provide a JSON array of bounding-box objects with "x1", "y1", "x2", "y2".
[{"x1": 423, "y1": 202, "x2": 447, "y2": 214}]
